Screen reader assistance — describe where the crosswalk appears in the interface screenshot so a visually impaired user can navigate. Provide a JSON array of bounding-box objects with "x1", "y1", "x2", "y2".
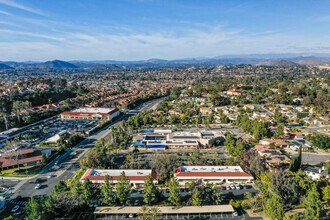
[{"x1": 6, "y1": 200, "x2": 27, "y2": 205}]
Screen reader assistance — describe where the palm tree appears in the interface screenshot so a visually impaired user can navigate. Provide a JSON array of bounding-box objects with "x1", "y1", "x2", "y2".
[
  {"x1": 138, "y1": 206, "x2": 150, "y2": 220},
  {"x1": 150, "y1": 207, "x2": 162, "y2": 220},
  {"x1": 4, "y1": 140, "x2": 20, "y2": 170},
  {"x1": 0, "y1": 98, "x2": 12, "y2": 130}
]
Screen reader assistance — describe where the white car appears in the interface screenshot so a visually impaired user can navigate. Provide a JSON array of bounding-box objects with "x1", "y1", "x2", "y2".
[
  {"x1": 0, "y1": 194, "x2": 10, "y2": 200},
  {"x1": 230, "y1": 185, "x2": 236, "y2": 190},
  {"x1": 11, "y1": 205, "x2": 19, "y2": 213},
  {"x1": 47, "y1": 174, "x2": 56, "y2": 178},
  {"x1": 232, "y1": 211, "x2": 238, "y2": 217},
  {"x1": 235, "y1": 184, "x2": 241, "y2": 190},
  {"x1": 35, "y1": 184, "x2": 42, "y2": 189}
]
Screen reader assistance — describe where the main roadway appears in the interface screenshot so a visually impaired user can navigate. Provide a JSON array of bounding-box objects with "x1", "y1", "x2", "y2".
[{"x1": 8, "y1": 97, "x2": 166, "y2": 199}]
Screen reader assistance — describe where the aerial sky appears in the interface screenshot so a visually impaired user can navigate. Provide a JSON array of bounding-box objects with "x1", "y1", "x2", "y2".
[{"x1": 0, "y1": 0, "x2": 330, "y2": 61}]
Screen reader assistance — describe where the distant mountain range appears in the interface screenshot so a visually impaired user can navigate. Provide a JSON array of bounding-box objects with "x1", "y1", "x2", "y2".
[
  {"x1": 0, "y1": 63, "x2": 13, "y2": 70},
  {"x1": 257, "y1": 60, "x2": 300, "y2": 67},
  {"x1": 1, "y1": 55, "x2": 330, "y2": 69}
]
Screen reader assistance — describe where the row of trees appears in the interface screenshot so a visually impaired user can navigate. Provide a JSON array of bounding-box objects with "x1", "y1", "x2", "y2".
[
  {"x1": 236, "y1": 114, "x2": 270, "y2": 141},
  {"x1": 257, "y1": 169, "x2": 328, "y2": 219},
  {"x1": 24, "y1": 170, "x2": 224, "y2": 219}
]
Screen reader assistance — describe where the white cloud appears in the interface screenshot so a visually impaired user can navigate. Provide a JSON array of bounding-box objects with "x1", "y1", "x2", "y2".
[
  {"x1": 0, "y1": 0, "x2": 45, "y2": 16},
  {"x1": 0, "y1": 28, "x2": 65, "y2": 41},
  {"x1": 0, "y1": 9, "x2": 11, "y2": 15},
  {"x1": 0, "y1": 21, "x2": 329, "y2": 61}
]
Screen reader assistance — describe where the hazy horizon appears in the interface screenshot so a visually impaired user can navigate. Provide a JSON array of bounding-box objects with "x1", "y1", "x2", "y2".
[{"x1": 0, "y1": 0, "x2": 330, "y2": 61}]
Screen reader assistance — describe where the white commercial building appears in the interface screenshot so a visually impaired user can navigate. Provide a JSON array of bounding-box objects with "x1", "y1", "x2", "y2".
[
  {"x1": 174, "y1": 165, "x2": 253, "y2": 185},
  {"x1": 61, "y1": 107, "x2": 120, "y2": 120},
  {"x1": 133, "y1": 130, "x2": 224, "y2": 149},
  {"x1": 80, "y1": 169, "x2": 157, "y2": 187}
]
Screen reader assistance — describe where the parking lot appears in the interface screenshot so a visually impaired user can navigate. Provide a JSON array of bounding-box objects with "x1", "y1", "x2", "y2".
[
  {"x1": 95, "y1": 210, "x2": 263, "y2": 220},
  {"x1": 129, "y1": 184, "x2": 258, "y2": 202},
  {"x1": 0, "y1": 197, "x2": 28, "y2": 219},
  {"x1": 12, "y1": 116, "x2": 100, "y2": 147}
]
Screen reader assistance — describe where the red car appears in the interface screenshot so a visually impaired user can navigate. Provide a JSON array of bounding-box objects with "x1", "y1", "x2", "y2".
[{"x1": 220, "y1": 186, "x2": 225, "y2": 190}]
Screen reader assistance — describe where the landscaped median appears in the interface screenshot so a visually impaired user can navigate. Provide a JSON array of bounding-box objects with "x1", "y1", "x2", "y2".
[{"x1": 0, "y1": 165, "x2": 40, "y2": 178}]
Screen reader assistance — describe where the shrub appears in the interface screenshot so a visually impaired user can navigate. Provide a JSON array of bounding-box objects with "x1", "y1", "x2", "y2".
[{"x1": 241, "y1": 200, "x2": 250, "y2": 209}]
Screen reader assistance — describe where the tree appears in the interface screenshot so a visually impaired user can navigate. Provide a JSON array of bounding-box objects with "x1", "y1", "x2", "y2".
[
  {"x1": 264, "y1": 194, "x2": 284, "y2": 220},
  {"x1": 52, "y1": 180, "x2": 68, "y2": 197},
  {"x1": 101, "y1": 175, "x2": 116, "y2": 205},
  {"x1": 12, "y1": 101, "x2": 24, "y2": 124},
  {"x1": 150, "y1": 207, "x2": 162, "y2": 220},
  {"x1": 248, "y1": 196, "x2": 262, "y2": 213},
  {"x1": 81, "y1": 178, "x2": 94, "y2": 205},
  {"x1": 191, "y1": 189, "x2": 203, "y2": 206},
  {"x1": 209, "y1": 185, "x2": 223, "y2": 205},
  {"x1": 25, "y1": 197, "x2": 45, "y2": 220},
  {"x1": 270, "y1": 169, "x2": 300, "y2": 205},
  {"x1": 4, "y1": 140, "x2": 21, "y2": 170},
  {"x1": 151, "y1": 154, "x2": 177, "y2": 182},
  {"x1": 289, "y1": 145, "x2": 302, "y2": 172},
  {"x1": 53, "y1": 192, "x2": 80, "y2": 215},
  {"x1": 0, "y1": 97, "x2": 12, "y2": 130},
  {"x1": 322, "y1": 184, "x2": 330, "y2": 207},
  {"x1": 40, "y1": 153, "x2": 49, "y2": 166},
  {"x1": 168, "y1": 177, "x2": 181, "y2": 206},
  {"x1": 138, "y1": 206, "x2": 150, "y2": 220},
  {"x1": 115, "y1": 171, "x2": 131, "y2": 205},
  {"x1": 143, "y1": 174, "x2": 157, "y2": 205},
  {"x1": 303, "y1": 184, "x2": 322, "y2": 220}
]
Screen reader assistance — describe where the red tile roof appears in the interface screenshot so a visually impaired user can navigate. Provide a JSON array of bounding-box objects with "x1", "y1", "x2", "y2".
[
  {"x1": 175, "y1": 172, "x2": 251, "y2": 177},
  {"x1": 175, "y1": 166, "x2": 252, "y2": 178},
  {"x1": 81, "y1": 169, "x2": 157, "y2": 182}
]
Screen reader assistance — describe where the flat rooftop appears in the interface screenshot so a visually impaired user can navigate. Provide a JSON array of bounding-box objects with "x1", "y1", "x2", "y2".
[
  {"x1": 86, "y1": 169, "x2": 153, "y2": 177},
  {"x1": 180, "y1": 166, "x2": 244, "y2": 173},
  {"x1": 71, "y1": 107, "x2": 116, "y2": 114},
  {"x1": 94, "y1": 205, "x2": 234, "y2": 214}
]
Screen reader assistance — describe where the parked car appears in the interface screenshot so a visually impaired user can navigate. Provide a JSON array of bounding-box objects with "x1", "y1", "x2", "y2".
[
  {"x1": 232, "y1": 211, "x2": 238, "y2": 217},
  {"x1": 129, "y1": 214, "x2": 136, "y2": 218},
  {"x1": 134, "y1": 199, "x2": 139, "y2": 206},
  {"x1": 230, "y1": 185, "x2": 236, "y2": 190},
  {"x1": 122, "y1": 214, "x2": 128, "y2": 218},
  {"x1": 220, "y1": 186, "x2": 225, "y2": 190},
  {"x1": 11, "y1": 205, "x2": 20, "y2": 213},
  {"x1": 235, "y1": 184, "x2": 241, "y2": 190},
  {"x1": 226, "y1": 186, "x2": 231, "y2": 190},
  {"x1": 35, "y1": 184, "x2": 42, "y2": 189}
]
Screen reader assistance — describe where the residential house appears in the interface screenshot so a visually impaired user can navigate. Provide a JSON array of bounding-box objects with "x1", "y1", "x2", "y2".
[{"x1": 304, "y1": 166, "x2": 330, "y2": 180}]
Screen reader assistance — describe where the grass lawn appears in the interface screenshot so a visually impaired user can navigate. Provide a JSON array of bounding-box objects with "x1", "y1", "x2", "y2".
[
  {"x1": 0, "y1": 165, "x2": 41, "y2": 177},
  {"x1": 319, "y1": 129, "x2": 330, "y2": 134}
]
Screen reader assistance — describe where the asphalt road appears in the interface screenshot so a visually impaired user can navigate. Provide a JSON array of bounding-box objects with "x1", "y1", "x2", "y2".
[
  {"x1": 8, "y1": 97, "x2": 166, "y2": 199},
  {"x1": 292, "y1": 152, "x2": 330, "y2": 165},
  {"x1": 298, "y1": 125, "x2": 330, "y2": 136}
]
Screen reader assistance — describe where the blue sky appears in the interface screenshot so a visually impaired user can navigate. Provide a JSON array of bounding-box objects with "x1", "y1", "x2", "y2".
[{"x1": 0, "y1": 0, "x2": 330, "y2": 61}]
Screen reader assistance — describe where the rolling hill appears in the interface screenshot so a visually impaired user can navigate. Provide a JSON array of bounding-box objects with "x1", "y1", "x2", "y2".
[
  {"x1": 0, "y1": 63, "x2": 14, "y2": 69},
  {"x1": 257, "y1": 60, "x2": 300, "y2": 67},
  {"x1": 35, "y1": 60, "x2": 78, "y2": 69}
]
